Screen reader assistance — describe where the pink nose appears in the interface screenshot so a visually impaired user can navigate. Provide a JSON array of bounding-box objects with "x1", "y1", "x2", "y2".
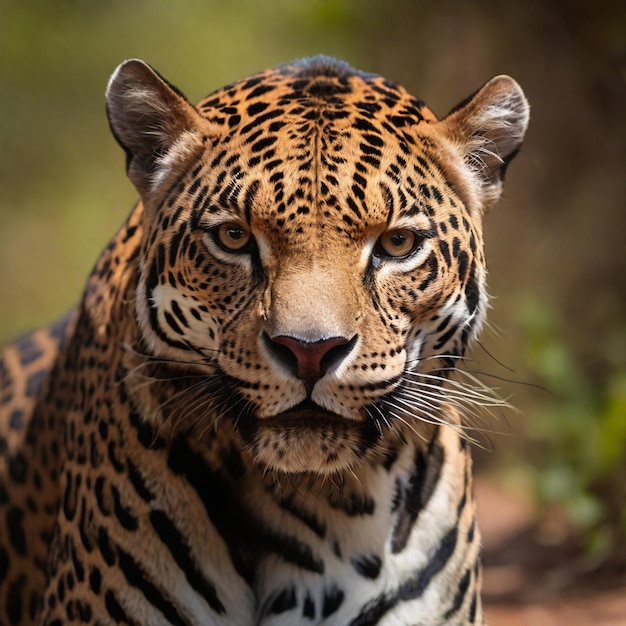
[{"x1": 267, "y1": 334, "x2": 354, "y2": 393}]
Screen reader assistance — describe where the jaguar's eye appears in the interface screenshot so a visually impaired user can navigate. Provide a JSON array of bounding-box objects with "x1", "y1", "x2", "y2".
[
  {"x1": 376, "y1": 229, "x2": 418, "y2": 258},
  {"x1": 214, "y1": 222, "x2": 252, "y2": 252}
]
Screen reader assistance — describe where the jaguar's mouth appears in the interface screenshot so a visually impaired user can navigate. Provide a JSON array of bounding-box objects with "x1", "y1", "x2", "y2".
[
  {"x1": 264, "y1": 398, "x2": 355, "y2": 426},
  {"x1": 234, "y1": 398, "x2": 375, "y2": 474}
]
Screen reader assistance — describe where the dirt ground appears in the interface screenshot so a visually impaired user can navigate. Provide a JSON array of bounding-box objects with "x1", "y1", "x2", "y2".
[{"x1": 476, "y1": 480, "x2": 626, "y2": 625}]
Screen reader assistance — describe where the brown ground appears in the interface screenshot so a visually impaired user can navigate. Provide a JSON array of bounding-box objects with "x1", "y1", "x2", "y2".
[{"x1": 477, "y1": 480, "x2": 626, "y2": 625}]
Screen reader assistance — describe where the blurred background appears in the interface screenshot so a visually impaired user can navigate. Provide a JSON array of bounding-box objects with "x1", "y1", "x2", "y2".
[{"x1": 1, "y1": 0, "x2": 624, "y2": 617}]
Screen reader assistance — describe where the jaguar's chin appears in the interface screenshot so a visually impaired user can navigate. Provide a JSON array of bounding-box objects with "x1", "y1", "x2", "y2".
[{"x1": 235, "y1": 400, "x2": 381, "y2": 474}]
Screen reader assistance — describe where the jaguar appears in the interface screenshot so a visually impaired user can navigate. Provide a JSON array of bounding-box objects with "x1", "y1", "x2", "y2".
[{"x1": 0, "y1": 56, "x2": 529, "y2": 625}]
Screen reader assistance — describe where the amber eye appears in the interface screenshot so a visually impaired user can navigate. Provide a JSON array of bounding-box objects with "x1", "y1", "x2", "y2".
[
  {"x1": 214, "y1": 222, "x2": 252, "y2": 252},
  {"x1": 377, "y1": 229, "x2": 418, "y2": 258}
]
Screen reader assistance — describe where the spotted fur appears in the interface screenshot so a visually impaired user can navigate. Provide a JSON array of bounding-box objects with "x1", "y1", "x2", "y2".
[{"x1": 0, "y1": 56, "x2": 528, "y2": 624}]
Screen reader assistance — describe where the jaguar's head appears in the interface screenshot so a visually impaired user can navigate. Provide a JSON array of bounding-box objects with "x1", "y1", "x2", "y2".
[{"x1": 106, "y1": 56, "x2": 528, "y2": 473}]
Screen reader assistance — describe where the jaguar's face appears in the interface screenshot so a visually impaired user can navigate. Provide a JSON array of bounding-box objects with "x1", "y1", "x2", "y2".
[{"x1": 106, "y1": 57, "x2": 528, "y2": 473}]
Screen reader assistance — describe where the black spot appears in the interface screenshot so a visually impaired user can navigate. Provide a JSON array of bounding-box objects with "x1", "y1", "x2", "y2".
[
  {"x1": 444, "y1": 567, "x2": 472, "y2": 619},
  {"x1": 70, "y1": 539, "x2": 85, "y2": 582},
  {"x1": 263, "y1": 529, "x2": 324, "y2": 574},
  {"x1": 419, "y1": 183, "x2": 432, "y2": 199},
  {"x1": 362, "y1": 133, "x2": 384, "y2": 147},
  {"x1": 303, "y1": 592, "x2": 315, "y2": 619},
  {"x1": 107, "y1": 441, "x2": 125, "y2": 473},
  {"x1": 220, "y1": 444, "x2": 246, "y2": 480},
  {"x1": 164, "y1": 311, "x2": 184, "y2": 335},
  {"x1": 431, "y1": 186, "x2": 444, "y2": 204},
  {"x1": 279, "y1": 496, "x2": 325, "y2": 538},
  {"x1": 150, "y1": 509, "x2": 225, "y2": 614},
  {"x1": 122, "y1": 223, "x2": 139, "y2": 243},
  {"x1": 469, "y1": 589, "x2": 478, "y2": 622},
  {"x1": 331, "y1": 491, "x2": 375, "y2": 517},
  {"x1": 97, "y1": 526, "x2": 115, "y2": 566},
  {"x1": 25, "y1": 369, "x2": 46, "y2": 398},
  {"x1": 170, "y1": 300, "x2": 189, "y2": 329},
  {"x1": 399, "y1": 527, "x2": 458, "y2": 601},
  {"x1": 435, "y1": 314, "x2": 453, "y2": 334},
  {"x1": 243, "y1": 180, "x2": 261, "y2": 220},
  {"x1": 434, "y1": 322, "x2": 460, "y2": 351},
  {"x1": 352, "y1": 553, "x2": 382, "y2": 579},
  {"x1": 418, "y1": 252, "x2": 439, "y2": 291},
  {"x1": 187, "y1": 178, "x2": 202, "y2": 196},
  {"x1": 94, "y1": 476, "x2": 109, "y2": 516},
  {"x1": 57, "y1": 576, "x2": 65, "y2": 602},
  {"x1": 456, "y1": 489, "x2": 468, "y2": 520},
  {"x1": 62, "y1": 469, "x2": 78, "y2": 521},
  {"x1": 7, "y1": 508, "x2": 27, "y2": 555},
  {"x1": 467, "y1": 518, "x2": 476, "y2": 544},
  {"x1": 356, "y1": 101, "x2": 381, "y2": 114},
  {"x1": 127, "y1": 461, "x2": 154, "y2": 503},
  {"x1": 438, "y1": 240, "x2": 451, "y2": 266},
  {"x1": 7, "y1": 574, "x2": 26, "y2": 624},
  {"x1": 322, "y1": 585, "x2": 344, "y2": 618},
  {"x1": 269, "y1": 585, "x2": 297, "y2": 614},
  {"x1": 89, "y1": 567, "x2": 102, "y2": 593},
  {"x1": 353, "y1": 117, "x2": 378, "y2": 132},
  {"x1": 458, "y1": 250, "x2": 470, "y2": 282},
  {"x1": 8, "y1": 453, "x2": 28, "y2": 484},
  {"x1": 359, "y1": 142, "x2": 382, "y2": 158},
  {"x1": 117, "y1": 546, "x2": 189, "y2": 626},
  {"x1": 240, "y1": 108, "x2": 284, "y2": 134},
  {"x1": 78, "y1": 500, "x2": 93, "y2": 552},
  {"x1": 0, "y1": 547, "x2": 9, "y2": 584},
  {"x1": 105, "y1": 590, "x2": 129, "y2": 623},
  {"x1": 166, "y1": 435, "x2": 254, "y2": 583},
  {"x1": 391, "y1": 440, "x2": 444, "y2": 553},
  {"x1": 16, "y1": 335, "x2": 43, "y2": 366},
  {"x1": 332, "y1": 540, "x2": 342, "y2": 559},
  {"x1": 382, "y1": 447, "x2": 398, "y2": 471},
  {"x1": 111, "y1": 485, "x2": 139, "y2": 531},
  {"x1": 28, "y1": 589, "x2": 39, "y2": 621},
  {"x1": 465, "y1": 264, "x2": 480, "y2": 315},
  {"x1": 251, "y1": 136, "x2": 278, "y2": 153},
  {"x1": 129, "y1": 411, "x2": 165, "y2": 451},
  {"x1": 168, "y1": 225, "x2": 185, "y2": 266},
  {"x1": 98, "y1": 420, "x2": 108, "y2": 439},
  {"x1": 9, "y1": 409, "x2": 23, "y2": 431},
  {"x1": 247, "y1": 84, "x2": 275, "y2": 100}
]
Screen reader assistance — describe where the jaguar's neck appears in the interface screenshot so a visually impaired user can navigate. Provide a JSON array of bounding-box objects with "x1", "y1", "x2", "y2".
[
  {"x1": 125, "y1": 417, "x2": 482, "y2": 625},
  {"x1": 239, "y1": 424, "x2": 482, "y2": 624}
]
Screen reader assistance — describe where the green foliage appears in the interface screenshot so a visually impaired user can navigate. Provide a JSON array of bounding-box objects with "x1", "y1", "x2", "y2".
[{"x1": 521, "y1": 299, "x2": 626, "y2": 559}]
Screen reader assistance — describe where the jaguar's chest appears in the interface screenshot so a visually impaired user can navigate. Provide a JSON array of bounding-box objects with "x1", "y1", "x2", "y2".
[{"x1": 59, "y1": 400, "x2": 476, "y2": 625}]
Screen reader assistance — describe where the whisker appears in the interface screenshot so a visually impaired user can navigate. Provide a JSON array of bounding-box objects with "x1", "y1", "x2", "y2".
[{"x1": 122, "y1": 341, "x2": 218, "y2": 367}]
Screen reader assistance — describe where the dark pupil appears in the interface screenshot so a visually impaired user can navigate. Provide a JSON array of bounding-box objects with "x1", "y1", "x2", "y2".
[
  {"x1": 391, "y1": 233, "x2": 406, "y2": 247},
  {"x1": 228, "y1": 228, "x2": 243, "y2": 240}
]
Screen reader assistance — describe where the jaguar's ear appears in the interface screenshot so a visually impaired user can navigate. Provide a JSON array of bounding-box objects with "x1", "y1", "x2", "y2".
[
  {"x1": 106, "y1": 59, "x2": 204, "y2": 196},
  {"x1": 441, "y1": 75, "x2": 529, "y2": 212}
]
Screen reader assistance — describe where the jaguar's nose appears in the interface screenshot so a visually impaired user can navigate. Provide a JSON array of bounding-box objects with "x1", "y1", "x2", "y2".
[{"x1": 263, "y1": 333, "x2": 357, "y2": 394}]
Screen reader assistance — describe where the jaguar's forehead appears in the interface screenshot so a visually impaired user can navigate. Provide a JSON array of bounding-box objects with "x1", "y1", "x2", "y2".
[
  {"x1": 196, "y1": 56, "x2": 439, "y2": 129},
  {"x1": 188, "y1": 57, "x2": 446, "y2": 241}
]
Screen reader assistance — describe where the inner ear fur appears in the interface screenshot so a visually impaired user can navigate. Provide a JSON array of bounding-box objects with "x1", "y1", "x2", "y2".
[
  {"x1": 106, "y1": 59, "x2": 204, "y2": 196},
  {"x1": 441, "y1": 75, "x2": 530, "y2": 212}
]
